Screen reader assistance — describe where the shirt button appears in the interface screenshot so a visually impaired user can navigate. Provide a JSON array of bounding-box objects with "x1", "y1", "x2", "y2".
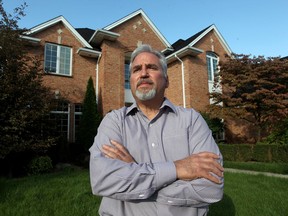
[
  {"x1": 139, "y1": 194, "x2": 144, "y2": 198},
  {"x1": 151, "y1": 143, "x2": 156, "y2": 148}
]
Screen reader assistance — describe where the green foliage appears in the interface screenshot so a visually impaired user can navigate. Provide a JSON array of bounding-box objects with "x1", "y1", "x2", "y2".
[
  {"x1": 27, "y1": 156, "x2": 53, "y2": 175},
  {"x1": 1, "y1": 169, "x2": 287, "y2": 216},
  {"x1": 0, "y1": 3, "x2": 56, "y2": 160},
  {"x1": 0, "y1": 169, "x2": 101, "y2": 216},
  {"x1": 219, "y1": 144, "x2": 288, "y2": 163},
  {"x1": 209, "y1": 54, "x2": 288, "y2": 141},
  {"x1": 201, "y1": 112, "x2": 224, "y2": 141},
  {"x1": 224, "y1": 161, "x2": 288, "y2": 174},
  {"x1": 261, "y1": 118, "x2": 288, "y2": 145},
  {"x1": 78, "y1": 77, "x2": 102, "y2": 152}
]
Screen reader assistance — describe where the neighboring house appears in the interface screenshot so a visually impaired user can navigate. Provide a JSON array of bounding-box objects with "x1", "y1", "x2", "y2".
[{"x1": 23, "y1": 9, "x2": 233, "y2": 143}]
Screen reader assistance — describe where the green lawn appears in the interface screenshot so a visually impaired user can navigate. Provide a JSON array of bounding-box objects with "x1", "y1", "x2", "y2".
[{"x1": 0, "y1": 164, "x2": 288, "y2": 216}]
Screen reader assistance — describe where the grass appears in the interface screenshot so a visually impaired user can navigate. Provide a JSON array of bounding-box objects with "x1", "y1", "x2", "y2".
[
  {"x1": 209, "y1": 172, "x2": 288, "y2": 216},
  {"x1": 224, "y1": 161, "x2": 288, "y2": 174},
  {"x1": 0, "y1": 163, "x2": 287, "y2": 216},
  {"x1": 0, "y1": 167, "x2": 101, "y2": 216}
]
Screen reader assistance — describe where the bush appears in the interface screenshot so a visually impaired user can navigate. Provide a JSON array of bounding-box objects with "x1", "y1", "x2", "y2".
[
  {"x1": 219, "y1": 144, "x2": 288, "y2": 163},
  {"x1": 27, "y1": 156, "x2": 53, "y2": 175}
]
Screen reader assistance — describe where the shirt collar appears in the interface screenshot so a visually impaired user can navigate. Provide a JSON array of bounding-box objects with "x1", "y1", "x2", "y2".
[{"x1": 125, "y1": 98, "x2": 177, "y2": 116}]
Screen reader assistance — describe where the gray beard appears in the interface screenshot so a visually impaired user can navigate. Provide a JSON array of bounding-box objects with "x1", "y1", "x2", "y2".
[{"x1": 135, "y1": 88, "x2": 156, "y2": 101}]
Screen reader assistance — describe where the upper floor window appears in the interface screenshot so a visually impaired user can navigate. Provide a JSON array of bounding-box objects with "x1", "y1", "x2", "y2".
[
  {"x1": 124, "y1": 60, "x2": 130, "y2": 89},
  {"x1": 44, "y1": 43, "x2": 72, "y2": 76},
  {"x1": 206, "y1": 52, "x2": 218, "y2": 82}
]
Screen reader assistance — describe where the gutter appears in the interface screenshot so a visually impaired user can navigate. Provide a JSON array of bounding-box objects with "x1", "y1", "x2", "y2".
[
  {"x1": 174, "y1": 54, "x2": 186, "y2": 108},
  {"x1": 96, "y1": 53, "x2": 102, "y2": 104}
]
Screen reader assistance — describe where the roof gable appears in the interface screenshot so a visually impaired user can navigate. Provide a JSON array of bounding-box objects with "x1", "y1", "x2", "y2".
[
  {"x1": 166, "y1": 24, "x2": 232, "y2": 63},
  {"x1": 188, "y1": 24, "x2": 232, "y2": 54},
  {"x1": 26, "y1": 16, "x2": 92, "y2": 48},
  {"x1": 104, "y1": 9, "x2": 172, "y2": 50}
]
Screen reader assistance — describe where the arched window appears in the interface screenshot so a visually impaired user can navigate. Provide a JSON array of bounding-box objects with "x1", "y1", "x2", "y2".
[{"x1": 206, "y1": 52, "x2": 218, "y2": 82}]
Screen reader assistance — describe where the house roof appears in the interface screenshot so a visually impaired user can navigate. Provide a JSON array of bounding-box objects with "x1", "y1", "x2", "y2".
[
  {"x1": 165, "y1": 24, "x2": 232, "y2": 63},
  {"x1": 103, "y1": 9, "x2": 172, "y2": 51},
  {"x1": 75, "y1": 28, "x2": 95, "y2": 42},
  {"x1": 25, "y1": 16, "x2": 92, "y2": 49}
]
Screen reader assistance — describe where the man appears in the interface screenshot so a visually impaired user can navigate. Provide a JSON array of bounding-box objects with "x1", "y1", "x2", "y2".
[{"x1": 89, "y1": 44, "x2": 224, "y2": 216}]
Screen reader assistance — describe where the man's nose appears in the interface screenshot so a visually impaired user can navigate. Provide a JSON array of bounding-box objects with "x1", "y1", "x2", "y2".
[{"x1": 140, "y1": 67, "x2": 149, "y2": 77}]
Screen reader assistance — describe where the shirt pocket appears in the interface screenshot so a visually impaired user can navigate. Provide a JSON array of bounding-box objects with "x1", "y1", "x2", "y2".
[{"x1": 162, "y1": 128, "x2": 190, "y2": 161}]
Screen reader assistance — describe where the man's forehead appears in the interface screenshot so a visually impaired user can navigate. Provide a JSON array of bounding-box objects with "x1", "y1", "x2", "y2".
[{"x1": 132, "y1": 52, "x2": 159, "y2": 64}]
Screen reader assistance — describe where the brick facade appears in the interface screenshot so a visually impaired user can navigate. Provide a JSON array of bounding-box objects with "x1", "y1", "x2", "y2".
[{"x1": 24, "y1": 10, "x2": 246, "y2": 143}]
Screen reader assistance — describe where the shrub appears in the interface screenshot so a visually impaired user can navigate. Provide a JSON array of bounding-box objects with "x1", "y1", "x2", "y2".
[
  {"x1": 219, "y1": 144, "x2": 288, "y2": 163},
  {"x1": 27, "y1": 156, "x2": 53, "y2": 175}
]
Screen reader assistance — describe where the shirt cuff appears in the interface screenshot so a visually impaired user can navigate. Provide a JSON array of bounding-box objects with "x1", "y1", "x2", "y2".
[{"x1": 154, "y1": 161, "x2": 177, "y2": 190}]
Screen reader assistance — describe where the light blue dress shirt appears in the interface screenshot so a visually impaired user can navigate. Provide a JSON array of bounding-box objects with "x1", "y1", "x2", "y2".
[{"x1": 89, "y1": 99, "x2": 224, "y2": 216}]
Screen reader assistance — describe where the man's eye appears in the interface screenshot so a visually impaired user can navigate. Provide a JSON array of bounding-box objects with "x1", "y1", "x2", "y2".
[
  {"x1": 147, "y1": 65, "x2": 158, "y2": 71},
  {"x1": 132, "y1": 67, "x2": 141, "y2": 73}
]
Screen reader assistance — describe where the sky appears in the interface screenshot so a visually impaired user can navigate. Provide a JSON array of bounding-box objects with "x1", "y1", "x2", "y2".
[{"x1": 3, "y1": 0, "x2": 288, "y2": 57}]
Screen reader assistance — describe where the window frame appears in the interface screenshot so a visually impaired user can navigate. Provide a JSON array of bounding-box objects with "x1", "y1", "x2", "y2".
[
  {"x1": 49, "y1": 101, "x2": 70, "y2": 140},
  {"x1": 206, "y1": 52, "x2": 219, "y2": 82},
  {"x1": 44, "y1": 43, "x2": 73, "y2": 76}
]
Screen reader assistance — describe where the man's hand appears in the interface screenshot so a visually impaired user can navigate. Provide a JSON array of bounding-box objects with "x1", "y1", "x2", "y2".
[
  {"x1": 101, "y1": 140, "x2": 135, "y2": 163},
  {"x1": 174, "y1": 152, "x2": 224, "y2": 184}
]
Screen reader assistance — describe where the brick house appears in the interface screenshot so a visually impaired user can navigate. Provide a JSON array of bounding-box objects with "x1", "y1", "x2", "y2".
[{"x1": 23, "y1": 9, "x2": 234, "y2": 143}]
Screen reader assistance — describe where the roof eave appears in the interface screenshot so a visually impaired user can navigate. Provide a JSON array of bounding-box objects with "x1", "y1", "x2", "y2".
[
  {"x1": 77, "y1": 48, "x2": 102, "y2": 58},
  {"x1": 104, "y1": 9, "x2": 172, "y2": 49},
  {"x1": 89, "y1": 29, "x2": 120, "y2": 46},
  {"x1": 20, "y1": 35, "x2": 41, "y2": 45},
  {"x1": 166, "y1": 46, "x2": 203, "y2": 64},
  {"x1": 25, "y1": 16, "x2": 92, "y2": 49}
]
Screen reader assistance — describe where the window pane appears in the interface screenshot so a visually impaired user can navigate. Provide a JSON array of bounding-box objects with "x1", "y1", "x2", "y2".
[
  {"x1": 59, "y1": 46, "x2": 71, "y2": 75},
  {"x1": 206, "y1": 52, "x2": 218, "y2": 81},
  {"x1": 44, "y1": 43, "x2": 71, "y2": 75},
  {"x1": 207, "y1": 57, "x2": 212, "y2": 81},
  {"x1": 125, "y1": 63, "x2": 130, "y2": 89},
  {"x1": 45, "y1": 44, "x2": 57, "y2": 73}
]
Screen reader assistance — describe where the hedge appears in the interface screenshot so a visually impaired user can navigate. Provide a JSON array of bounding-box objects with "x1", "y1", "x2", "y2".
[{"x1": 218, "y1": 144, "x2": 288, "y2": 163}]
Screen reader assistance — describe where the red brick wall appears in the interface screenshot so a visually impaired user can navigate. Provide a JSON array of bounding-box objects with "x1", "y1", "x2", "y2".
[
  {"x1": 98, "y1": 15, "x2": 167, "y2": 114},
  {"x1": 29, "y1": 22, "x2": 97, "y2": 104},
  {"x1": 166, "y1": 29, "x2": 229, "y2": 112}
]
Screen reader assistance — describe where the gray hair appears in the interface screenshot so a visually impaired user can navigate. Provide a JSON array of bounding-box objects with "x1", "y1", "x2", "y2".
[{"x1": 129, "y1": 44, "x2": 168, "y2": 78}]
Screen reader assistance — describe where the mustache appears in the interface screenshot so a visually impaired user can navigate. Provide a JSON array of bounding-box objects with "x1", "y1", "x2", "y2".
[{"x1": 136, "y1": 78, "x2": 154, "y2": 87}]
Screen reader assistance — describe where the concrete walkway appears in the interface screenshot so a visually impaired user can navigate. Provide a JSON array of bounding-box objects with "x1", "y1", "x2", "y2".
[{"x1": 225, "y1": 168, "x2": 288, "y2": 179}]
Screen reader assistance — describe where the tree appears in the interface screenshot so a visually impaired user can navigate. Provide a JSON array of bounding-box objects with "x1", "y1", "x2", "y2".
[
  {"x1": 209, "y1": 54, "x2": 288, "y2": 142},
  {"x1": 0, "y1": 1, "x2": 56, "y2": 161},
  {"x1": 78, "y1": 77, "x2": 102, "y2": 153}
]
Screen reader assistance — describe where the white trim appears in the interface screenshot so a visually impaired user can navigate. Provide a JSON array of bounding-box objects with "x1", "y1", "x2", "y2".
[
  {"x1": 166, "y1": 46, "x2": 203, "y2": 64},
  {"x1": 20, "y1": 35, "x2": 41, "y2": 44},
  {"x1": 104, "y1": 9, "x2": 172, "y2": 49},
  {"x1": 189, "y1": 25, "x2": 232, "y2": 55},
  {"x1": 44, "y1": 43, "x2": 73, "y2": 76},
  {"x1": 25, "y1": 16, "x2": 92, "y2": 48},
  {"x1": 77, "y1": 48, "x2": 101, "y2": 58}
]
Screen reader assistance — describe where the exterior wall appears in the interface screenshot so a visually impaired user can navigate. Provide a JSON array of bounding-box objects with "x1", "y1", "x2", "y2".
[
  {"x1": 98, "y1": 15, "x2": 167, "y2": 114},
  {"x1": 27, "y1": 22, "x2": 98, "y2": 142},
  {"x1": 29, "y1": 22, "x2": 97, "y2": 104},
  {"x1": 26, "y1": 16, "x2": 250, "y2": 143},
  {"x1": 166, "y1": 30, "x2": 228, "y2": 113}
]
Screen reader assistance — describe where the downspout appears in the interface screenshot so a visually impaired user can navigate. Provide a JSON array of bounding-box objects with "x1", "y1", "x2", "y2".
[
  {"x1": 96, "y1": 53, "x2": 102, "y2": 104},
  {"x1": 175, "y1": 55, "x2": 186, "y2": 108}
]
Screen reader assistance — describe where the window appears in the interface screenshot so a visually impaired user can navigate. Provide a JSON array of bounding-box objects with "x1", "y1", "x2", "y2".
[
  {"x1": 124, "y1": 61, "x2": 130, "y2": 89},
  {"x1": 74, "y1": 103, "x2": 82, "y2": 142},
  {"x1": 206, "y1": 52, "x2": 218, "y2": 82},
  {"x1": 44, "y1": 43, "x2": 72, "y2": 76},
  {"x1": 50, "y1": 101, "x2": 70, "y2": 139}
]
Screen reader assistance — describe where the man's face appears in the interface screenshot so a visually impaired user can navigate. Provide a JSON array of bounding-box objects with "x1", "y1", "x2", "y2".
[{"x1": 130, "y1": 52, "x2": 168, "y2": 101}]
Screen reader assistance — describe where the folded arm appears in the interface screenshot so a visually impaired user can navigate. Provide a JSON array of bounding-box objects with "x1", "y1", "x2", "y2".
[{"x1": 89, "y1": 112, "x2": 177, "y2": 201}]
